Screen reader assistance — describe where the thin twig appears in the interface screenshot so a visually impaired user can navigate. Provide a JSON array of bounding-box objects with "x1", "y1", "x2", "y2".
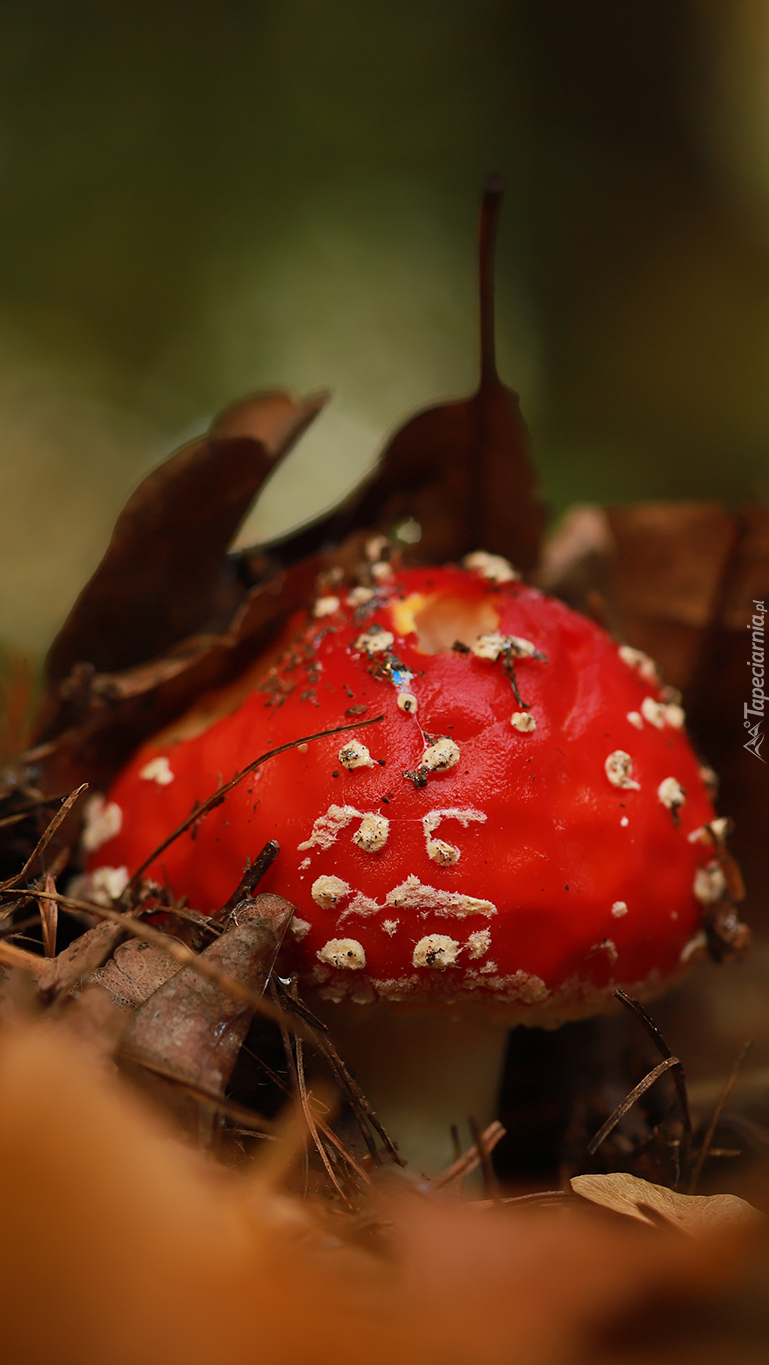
[
  {"x1": 688, "y1": 1040, "x2": 754, "y2": 1194},
  {"x1": 37, "y1": 872, "x2": 57, "y2": 957},
  {"x1": 615, "y1": 988, "x2": 692, "y2": 1146},
  {"x1": 0, "y1": 914, "x2": 42, "y2": 940},
  {"x1": 467, "y1": 1112, "x2": 501, "y2": 1202},
  {"x1": 433, "y1": 1121, "x2": 506, "y2": 1191},
  {"x1": 0, "y1": 939, "x2": 51, "y2": 977},
  {"x1": 128, "y1": 715, "x2": 383, "y2": 887},
  {"x1": 315, "y1": 1032, "x2": 401, "y2": 1164},
  {"x1": 587, "y1": 1055, "x2": 683, "y2": 1156},
  {"x1": 0, "y1": 784, "x2": 88, "y2": 891},
  {"x1": 294, "y1": 1035, "x2": 352, "y2": 1205},
  {"x1": 243, "y1": 1039, "x2": 370, "y2": 1186},
  {"x1": 220, "y1": 841, "x2": 280, "y2": 916}
]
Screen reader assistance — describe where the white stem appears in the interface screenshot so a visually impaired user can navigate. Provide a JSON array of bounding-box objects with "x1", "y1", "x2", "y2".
[{"x1": 319, "y1": 1006, "x2": 510, "y2": 1178}]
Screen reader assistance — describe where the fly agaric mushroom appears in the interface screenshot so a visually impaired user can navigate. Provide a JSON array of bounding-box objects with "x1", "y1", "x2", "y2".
[{"x1": 84, "y1": 551, "x2": 741, "y2": 1174}]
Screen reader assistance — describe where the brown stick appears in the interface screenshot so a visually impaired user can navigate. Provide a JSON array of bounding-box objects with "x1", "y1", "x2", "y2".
[
  {"x1": 688, "y1": 1040, "x2": 754, "y2": 1194},
  {"x1": 587, "y1": 1056, "x2": 683, "y2": 1156},
  {"x1": 0, "y1": 784, "x2": 87, "y2": 891}
]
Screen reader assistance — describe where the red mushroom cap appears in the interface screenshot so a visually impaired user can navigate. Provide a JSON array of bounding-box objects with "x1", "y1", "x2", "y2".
[{"x1": 85, "y1": 553, "x2": 723, "y2": 1024}]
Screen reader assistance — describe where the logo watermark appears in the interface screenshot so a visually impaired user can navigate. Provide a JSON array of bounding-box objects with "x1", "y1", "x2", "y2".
[{"x1": 745, "y1": 599, "x2": 766, "y2": 761}]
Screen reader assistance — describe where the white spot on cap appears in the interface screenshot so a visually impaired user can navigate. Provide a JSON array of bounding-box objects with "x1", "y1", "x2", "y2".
[
  {"x1": 290, "y1": 917, "x2": 312, "y2": 941},
  {"x1": 658, "y1": 776, "x2": 686, "y2": 811},
  {"x1": 626, "y1": 711, "x2": 643, "y2": 730},
  {"x1": 611, "y1": 901, "x2": 628, "y2": 918},
  {"x1": 397, "y1": 692, "x2": 418, "y2": 714},
  {"x1": 139, "y1": 756, "x2": 174, "y2": 786},
  {"x1": 354, "y1": 627, "x2": 394, "y2": 655},
  {"x1": 422, "y1": 807, "x2": 486, "y2": 865},
  {"x1": 299, "y1": 804, "x2": 362, "y2": 851},
  {"x1": 664, "y1": 703, "x2": 686, "y2": 729},
  {"x1": 426, "y1": 839, "x2": 459, "y2": 866},
  {"x1": 313, "y1": 595, "x2": 340, "y2": 618},
  {"x1": 421, "y1": 737, "x2": 460, "y2": 773},
  {"x1": 472, "y1": 631, "x2": 539, "y2": 661},
  {"x1": 641, "y1": 697, "x2": 666, "y2": 729},
  {"x1": 605, "y1": 751, "x2": 641, "y2": 790},
  {"x1": 298, "y1": 857, "x2": 311, "y2": 871},
  {"x1": 618, "y1": 645, "x2": 659, "y2": 682},
  {"x1": 371, "y1": 561, "x2": 394, "y2": 584},
  {"x1": 82, "y1": 795, "x2": 123, "y2": 852},
  {"x1": 507, "y1": 635, "x2": 542, "y2": 659},
  {"x1": 462, "y1": 550, "x2": 520, "y2": 583},
  {"x1": 693, "y1": 863, "x2": 727, "y2": 904},
  {"x1": 347, "y1": 585, "x2": 374, "y2": 607},
  {"x1": 412, "y1": 934, "x2": 460, "y2": 969},
  {"x1": 467, "y1": 928, "x2": 491, "y2": 958},
  {"x1": 471, "y1": 631, "x2": 509, "y2": 661},
  {"x1": 382, "y1": 919, "x2": 399, "y2": 936},
  {"x1": 688, "y1": 821, "x2": 728, "y2": 846},
  {"x1": 297, "y1": 743, "x2": 308, "y2": 753},
  {"x1": 317, "y1": 938, "x2": 366, "y2": 970},
  {"x1": 311, "y1": 875, "x2": 351, "y2": 909},
  {"x1": 70, "y1": 864, "x2": 129, "y2": 906},
  {"x1": 352, "y1": 812, "x2": 389, "y2": 853},
  {"x1": 386, "y1": 874, "x2": 496, "y2": 918},
  {"x1": 620, "y1": 816, "x2": 629, "y2": 827},
  {"x1": 511, "y1": 711, "x2": 536, "y2": 732},
  {"x1": 338, "y1": 740, "x2": 375, "y2": 770},
  {"x1": 340, "y1": 891, "x2": 381, "y2": 919}
]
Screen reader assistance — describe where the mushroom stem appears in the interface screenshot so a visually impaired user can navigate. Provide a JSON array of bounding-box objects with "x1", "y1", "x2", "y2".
[{"x1": 319, "y1": 1005, "x2": 510, "y2": 1178}]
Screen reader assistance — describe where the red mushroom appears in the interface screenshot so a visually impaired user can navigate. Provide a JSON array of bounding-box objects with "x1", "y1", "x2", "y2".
[{"x1": 84, "y1": 548, "x2": 734, "y2": 1173}]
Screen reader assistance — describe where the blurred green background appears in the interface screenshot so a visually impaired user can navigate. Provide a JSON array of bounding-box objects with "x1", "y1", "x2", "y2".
[{"x1": 1, "y1": 0, "x2": 769, "y2": 656}]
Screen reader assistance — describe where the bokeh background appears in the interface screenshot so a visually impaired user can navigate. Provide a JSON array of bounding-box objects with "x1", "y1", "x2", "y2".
[{"x1": 1, "y1": 0, "x2": 769, "y2": 656}]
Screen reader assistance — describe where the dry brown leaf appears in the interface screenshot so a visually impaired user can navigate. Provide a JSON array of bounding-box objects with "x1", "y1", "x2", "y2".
[
  {"x1": 90, "y1": 939, "x2": 180, "y2": 1011},
  {"x1": 571, "y1": 1171, "x2": 764, "y2": 1234},
  {"x1": 119, "y1": 893, "x2": 294, "y2": 1142},
  {"x1": 42, "y1": 389, "x2": 328, "y2": 692}
]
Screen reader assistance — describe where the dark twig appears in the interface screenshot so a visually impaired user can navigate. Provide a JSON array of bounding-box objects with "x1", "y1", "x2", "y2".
[
  {"x1": 614, "y1": 988, "x2": 692, "y2": 1151},
  {"x1": 128, "y1": 715, "x2": 383, "y2": 887},
  {"x1": 587, "y1": 1055, "x2": 683, "y2": 1156},
  {"x1": 467, "y1": 1112, "x2": 501, "y2": 1202},
  {"x1": 0, "y1": 914, "x2": 44, "y2": 940},
  {"x1": 220, "y1": 841, "x2": 280, "y2": 917},
  {"x1": 434, "y1": 1121, "x2": 506, "y2": 1191},
  {"x1": 37, "y1": 872, "x2": 57, "y2": 957},
  {"x1": 294, "y1": 1034, "x2": 353, "y2": 1206},
  {"x1": 269, "y1": 980, "x2": 309, "y2": 1190},
  {"x1": 450, "y1": 1124, "x2": 462, "y2": 1164},
  {"x1": 275, "y1": 980, "x2": 402, "y2": 1166},
  {"x1": 688, "y1": 1040, "x2": 754, "y2": 1194},
  {"x1": 0, "y1": 784, "x2": 87, "y2": 891}
]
